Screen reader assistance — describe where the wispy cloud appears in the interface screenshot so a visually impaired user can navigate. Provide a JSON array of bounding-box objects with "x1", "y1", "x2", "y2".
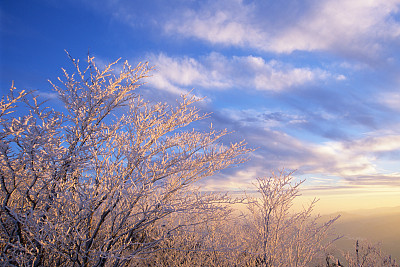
[
  {"x1": 271, "y1": 0, "x2": 400, "y2": 55},
  {"x1": 219, "y1": 108, "x2": 307, "y2": 129},
  {"x1": 146, "y1": 53, "x2": 231, "y2": 94},
  {"x1": 163, "y1": 0, "x2": 400, "y2": 58},
  {"x1": 164, "y1": 0, "x2": 265, "y2": 49},
  {"x1": 379, "y1": 92, "x2": 400, "y2": 112},
  {"x1": 283, "y1": 134, "x2": 400, "y2": 185},
  {"x1": 147, "y1": 53, "x2": 337, "y2": 94},
  {"x1": 213, "y1": 107, "x2": 400, "y2": 187}
]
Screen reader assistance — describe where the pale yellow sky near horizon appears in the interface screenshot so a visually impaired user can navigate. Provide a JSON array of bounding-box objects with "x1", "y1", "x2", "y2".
[{"x1": 296, "y1": 187, "x2": 400, "y2": 214}]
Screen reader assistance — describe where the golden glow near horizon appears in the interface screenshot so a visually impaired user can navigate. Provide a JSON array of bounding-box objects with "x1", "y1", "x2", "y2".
[
  {"x1": 202, "y1": 172, "x2": 400, "y2": 215},
  {"x1": 295, "y1": 186, "x2": 400, "y2": 214},
  {"x1": 204, "y1": 172, "x2": 400, "y2": 215}
]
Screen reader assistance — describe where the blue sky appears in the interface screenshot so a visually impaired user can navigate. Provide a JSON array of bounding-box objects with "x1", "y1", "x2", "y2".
[{"x1": 1, "y1": 0, "x2": 400, "y2": 211}]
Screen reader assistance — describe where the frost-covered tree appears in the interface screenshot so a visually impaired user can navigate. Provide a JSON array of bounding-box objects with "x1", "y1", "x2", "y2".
[
  {"x1": 243, "y1": 170, "x2": 340, "y2": 267},
  {"x1": 343, "y1": 240, "x2": 398, "y2": 267},
  {"x1": 0, "y1": 55, "x2": 249, "y2": 266},
  {"x1": 140, "y1": 170, "x2": 343, "y2": 267}
]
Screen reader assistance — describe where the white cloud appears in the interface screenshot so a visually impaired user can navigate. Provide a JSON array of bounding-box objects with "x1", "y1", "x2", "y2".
[
  {"x1": 195, "y1": 107, "x2": 400, "y2": 190},
  {"x1": 294, "y1": 133, "x2": 400, "y2": 182},
  {"x1": 147, "y1": 74, "x2": 187, "y2": 95},
  {"x1": 147, "y1": 53, "x2": 335, "y2": 93},
  {"x1": 309, "y1": 141, "x2": 377, "y2": 177},
  {"x1": 164, "y1": 0, "x2": 266, "y2": 49},
  {"x1": 163, "y1": 0, "x2": 400, "y2": 56},
  {"x1": 146, "y1": 53, "x2": 232, "y2": 94},
  {"x1": 271, "y1": 0, "x2": 400, "y2": 54},
  {"x1": 253, "y1": 65, "x2": 319, "y2": 91},
  {"x1": 345, "y1": 134, "x2": 400, "y2": 153},
  {"x1": 336, "y1": 74, "x2": 346, "y2": 81},
  {"x1": 379, "y1": 92, "x2": 400, "y2": 111},
  {"x1": 220, "y1": 108, "x2": 400, "y2": 186}
]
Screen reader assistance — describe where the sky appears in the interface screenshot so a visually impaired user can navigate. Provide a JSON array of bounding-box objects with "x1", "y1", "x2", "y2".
[{"x1": 1, "y1": 0, "x2": 400, "y2": 213}]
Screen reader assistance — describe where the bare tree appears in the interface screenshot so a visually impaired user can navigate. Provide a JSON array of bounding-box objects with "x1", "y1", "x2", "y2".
[
  {"x1": 136, "y1": 192, "x2": 240, "y2": 267},
  {"x1": 0, "y1": 55, "x2": 250, "y2": 266},
  {"x1": 343, "y1": 240, "x2": 398, "y2": 267},
  {"x1": 243, "y1": 170, "x2": 340, "y2": 267}
]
